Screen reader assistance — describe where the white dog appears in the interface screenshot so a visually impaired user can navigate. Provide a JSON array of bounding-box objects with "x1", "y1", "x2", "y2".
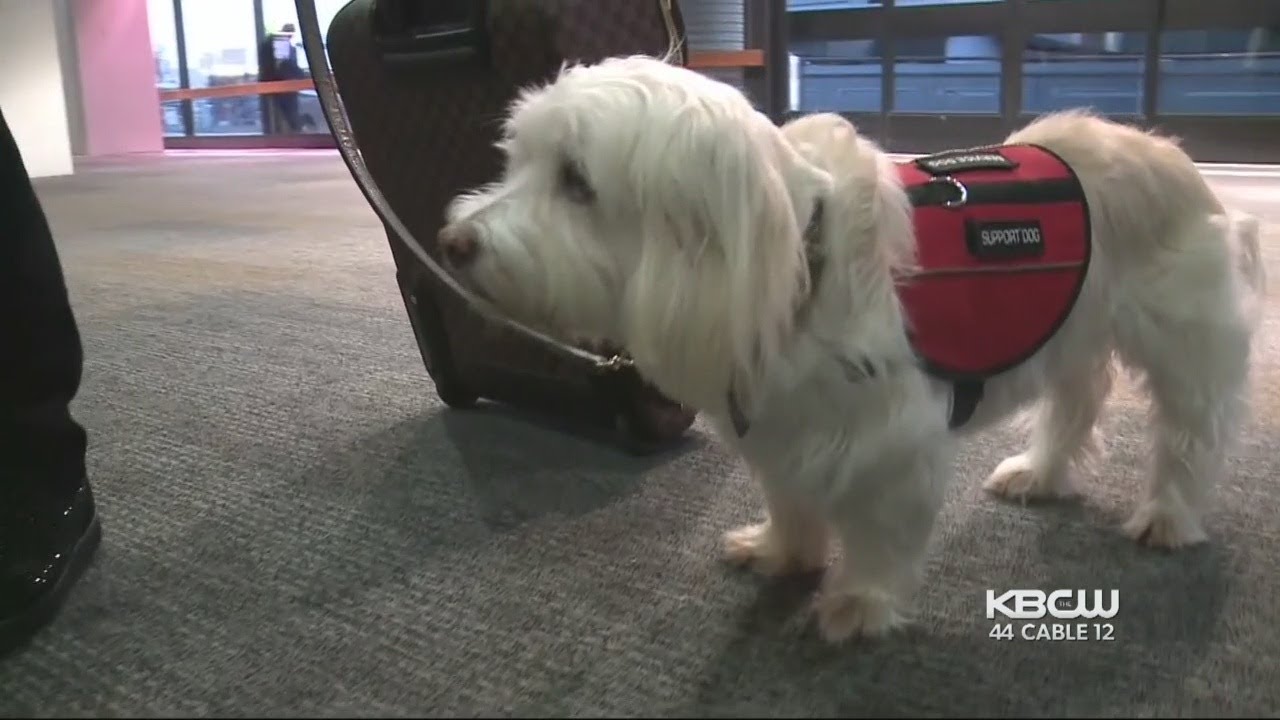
[{"x1": 436, "y1": 55, "x2": 1267, "y2": 643}]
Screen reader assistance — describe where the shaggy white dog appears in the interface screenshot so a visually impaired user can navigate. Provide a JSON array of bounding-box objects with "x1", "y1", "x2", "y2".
[{"x1": 436, "y1": 55, "x2": 1266, "y2": 643}]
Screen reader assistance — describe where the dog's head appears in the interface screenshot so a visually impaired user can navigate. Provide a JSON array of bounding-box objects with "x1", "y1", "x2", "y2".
[{"x1": 438, "y1": 55, "x2": 832, "y2": 411}]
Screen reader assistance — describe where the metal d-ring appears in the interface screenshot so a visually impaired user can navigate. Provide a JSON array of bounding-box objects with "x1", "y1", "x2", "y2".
[{"x1": 931, "y1": 175, "x2": 969, "y2": 209}]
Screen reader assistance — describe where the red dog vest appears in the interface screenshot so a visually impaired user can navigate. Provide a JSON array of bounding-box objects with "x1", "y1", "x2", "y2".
[
  {"x1": 895, "y1": 144, "x2": 1091, "y2": 387},
  {"x1": 726, "y1": 143, "x2": 1091, "y2": 439}
]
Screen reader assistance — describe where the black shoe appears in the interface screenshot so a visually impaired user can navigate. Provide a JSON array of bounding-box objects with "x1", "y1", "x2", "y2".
[{"x1": 0, "y1": 477, "x2": 101, "y2": 658}]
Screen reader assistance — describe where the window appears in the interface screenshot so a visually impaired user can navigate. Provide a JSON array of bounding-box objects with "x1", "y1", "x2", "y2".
[
  {"x1": 179, "y1": 0, "x2": 263, "y2": 135},
  {"x1": 1022, "y1": 32, "x2": 1146, "y2": 116},
  {"x1": 788, "y1": 0, "x2": 882, "y2": 10},
  {"x1": 780, "y1": 0, "x2": 1280, "y2": 160},
  {"x1": 788, "y1": 0, "x2": 1001, "y2": 7},
  {"x1": 894, "y1": 0, "x2": 1001, "y2": 6},
  {"x1": 146, "y1": 0, "x2": 185, "y2": 136},
  {"x1": 259, "y1": 0, "x2": 350, "y2": 73},
  {"x1": 1159, "y1": 28, "x2": 1280, "y2": 116},
  {"x1": 789, "y1": 39, "x2": 883, "y2": 112},
  {"x1": 160, "y1": 102, "x2": 186, "y2": 137},
  {"x1": 894, "y1": 35, "x2": 1000, "y2": 114},
  {"x1": 145, "y1": 0, "x2": 352, "y2": 138},
  {"x1": 258, "y1": 0, "x2": 349, "y2": 133}
]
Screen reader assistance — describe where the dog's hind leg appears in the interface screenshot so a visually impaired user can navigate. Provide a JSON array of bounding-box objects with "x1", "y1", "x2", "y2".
[
  {"x1": 984, "y1": 353, "x2": 1115, "y2": 502},
  {"x1": 1113, "y1": 215, "x2": 1256, "y2": 548}
]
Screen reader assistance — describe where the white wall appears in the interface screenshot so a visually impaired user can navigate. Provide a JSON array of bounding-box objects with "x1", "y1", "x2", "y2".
[{"x1": 0, "y1": 0, "x2": 75, "y2": 178}]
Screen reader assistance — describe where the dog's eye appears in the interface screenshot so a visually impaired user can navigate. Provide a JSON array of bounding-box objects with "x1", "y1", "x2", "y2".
[{"x1": 559, "y1": 160, "x2": 595, "y2": 204}]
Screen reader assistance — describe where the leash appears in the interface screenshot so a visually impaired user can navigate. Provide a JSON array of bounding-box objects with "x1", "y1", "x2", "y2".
[{"x1": 292, "y1": 0, "x2": 634, "y2": 374}]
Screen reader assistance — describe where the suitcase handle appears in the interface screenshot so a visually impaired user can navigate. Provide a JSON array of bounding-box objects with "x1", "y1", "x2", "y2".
[{"x1": 371, "y1": 0, "x2": 488, "y2": 66}]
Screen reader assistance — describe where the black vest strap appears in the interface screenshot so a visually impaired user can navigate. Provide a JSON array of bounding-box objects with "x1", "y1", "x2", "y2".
[{"x1": 949, "y1": 379, "x2": 985, "y2": 430}]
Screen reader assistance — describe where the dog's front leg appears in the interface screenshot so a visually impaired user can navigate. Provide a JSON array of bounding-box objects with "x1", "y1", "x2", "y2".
[
  {"x1": 723, "y1": 472, "x2": 830, "y2": 577},
  {"x1": 814, "y1": 444, "x2": 952, "y2": 644}
]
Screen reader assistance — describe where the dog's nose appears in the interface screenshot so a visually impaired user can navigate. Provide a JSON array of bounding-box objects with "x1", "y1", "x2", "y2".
[{"x1": 437, "y1": 223, "x2": 479, "y2": 268}]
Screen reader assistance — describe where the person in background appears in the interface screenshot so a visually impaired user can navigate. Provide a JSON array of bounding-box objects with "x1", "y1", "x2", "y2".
[
  {"x1": 258, "y1": 22, "x2": 305, "y2": 133},
  {"x1": 0, "y1": 106, "x2": 102, "y2": 657}
]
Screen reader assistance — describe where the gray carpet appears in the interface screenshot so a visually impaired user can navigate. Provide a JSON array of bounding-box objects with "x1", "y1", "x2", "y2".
[{"x1": 1, "y1": 151, "x2": 1278, "y2": 718}]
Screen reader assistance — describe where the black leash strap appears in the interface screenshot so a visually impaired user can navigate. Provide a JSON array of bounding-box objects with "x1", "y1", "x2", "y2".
[{"x1": 292, "y1": 0, "x2": 620, "y2": 370}]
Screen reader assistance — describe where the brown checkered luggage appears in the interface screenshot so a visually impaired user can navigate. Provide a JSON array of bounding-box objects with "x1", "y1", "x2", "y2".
[{"x1": 297, "y1": 0, "x2": 697, "y2": 454}]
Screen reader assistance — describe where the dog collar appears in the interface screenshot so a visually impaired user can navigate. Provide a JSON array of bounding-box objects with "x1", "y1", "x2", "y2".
[
  {"x1": 726, "y1": 198, "x2": 831, "y2": 438},
  {"x1": 723, "y1": 162, "x2": 992, "y2": 439}
]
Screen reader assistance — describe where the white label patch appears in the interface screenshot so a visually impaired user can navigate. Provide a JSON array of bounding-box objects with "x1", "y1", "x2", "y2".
[{"x1": 966, "y1": 220, "x2": 1045, "y2": 259}]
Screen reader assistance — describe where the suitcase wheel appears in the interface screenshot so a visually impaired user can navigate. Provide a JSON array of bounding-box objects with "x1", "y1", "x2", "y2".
[
  {"x1": 433, "y1": 373, "x2": 479, "y2": 409},
  {"x1": 613, "y1": 385, "x2": 696, "y2": 456}
]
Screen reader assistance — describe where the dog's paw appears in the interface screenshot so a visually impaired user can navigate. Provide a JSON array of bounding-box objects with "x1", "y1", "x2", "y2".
[
  {"x1": 723, "y1": 522, "x2": 826, "y2": 577},
  {"x1": 983, "y1": 453, "x2": 1075, "y2": 503},
  {"x1": 812, "y1": 588, "x2": 908, "y2": 644},
  {"x1": 1123, "y1": 498, "x2": 1208, "y2": 549}
]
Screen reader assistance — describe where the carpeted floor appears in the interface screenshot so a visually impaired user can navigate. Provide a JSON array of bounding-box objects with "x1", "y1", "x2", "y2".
[{"x1": 1, "y1": 151, "x2": 1278, "y2": 718}]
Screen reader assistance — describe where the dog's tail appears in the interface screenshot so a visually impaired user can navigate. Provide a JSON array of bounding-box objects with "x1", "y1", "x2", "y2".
[{"x1": 1227, "y1": 209, "x2": 1267, "y2": 329}]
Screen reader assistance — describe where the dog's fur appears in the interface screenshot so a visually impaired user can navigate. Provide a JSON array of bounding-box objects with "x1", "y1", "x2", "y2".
[{"x1": 438, "y1": 55, "x2": 1267, "y2": 643}]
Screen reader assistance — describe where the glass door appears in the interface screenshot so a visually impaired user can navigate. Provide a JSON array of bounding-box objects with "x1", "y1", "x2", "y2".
[{"x1": 146, "y1": 0, "x2": 350, "y2": 148}]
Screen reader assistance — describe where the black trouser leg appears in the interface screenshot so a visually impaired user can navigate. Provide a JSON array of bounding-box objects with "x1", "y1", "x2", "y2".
[
  {"x1": 0, "y1": 106, "x2": 87, "y2": 496},
  {"x1": 0, "y1": 107, "x2": 99, "y2": 658},
  {"x1": 276, "y1": 93, "x2": 301, "y2": 133}
]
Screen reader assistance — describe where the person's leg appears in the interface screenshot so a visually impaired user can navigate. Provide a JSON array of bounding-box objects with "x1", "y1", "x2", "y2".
[
  {"x1": 0, "y1": 105, "x2": 101, "y2": 657},
  {"x1": 278, "y1": 93, "x2": 301, "y2": 133}
]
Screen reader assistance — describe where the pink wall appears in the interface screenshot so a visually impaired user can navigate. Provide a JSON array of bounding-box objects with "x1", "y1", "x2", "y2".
[{"x1": 72, "y1": 0, "x2": 164, "y2": 156}]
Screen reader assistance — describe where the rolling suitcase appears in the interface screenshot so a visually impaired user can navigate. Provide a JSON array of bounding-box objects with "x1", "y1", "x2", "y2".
[{"x1": 296, "y1": 0, "x2": 698, "y2": 454}]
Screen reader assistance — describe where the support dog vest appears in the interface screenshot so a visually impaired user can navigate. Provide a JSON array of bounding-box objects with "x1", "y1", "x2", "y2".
[
  {"x1": 726, "y1": 143, "x2": 1091, "y2": 439},
  {"x1": 898, "y1": 143, "x2": 1092, "y2": 428}
]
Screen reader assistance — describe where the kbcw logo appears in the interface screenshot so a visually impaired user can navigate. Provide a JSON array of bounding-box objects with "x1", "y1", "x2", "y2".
[{"x1": 986, "y1": 589, "x2": 1119, "y2": 620}]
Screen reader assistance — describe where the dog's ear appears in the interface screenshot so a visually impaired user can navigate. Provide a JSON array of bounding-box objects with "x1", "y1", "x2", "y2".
[{"x1": 621, "y1": 108, "x2": 832, "y2": 414}]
